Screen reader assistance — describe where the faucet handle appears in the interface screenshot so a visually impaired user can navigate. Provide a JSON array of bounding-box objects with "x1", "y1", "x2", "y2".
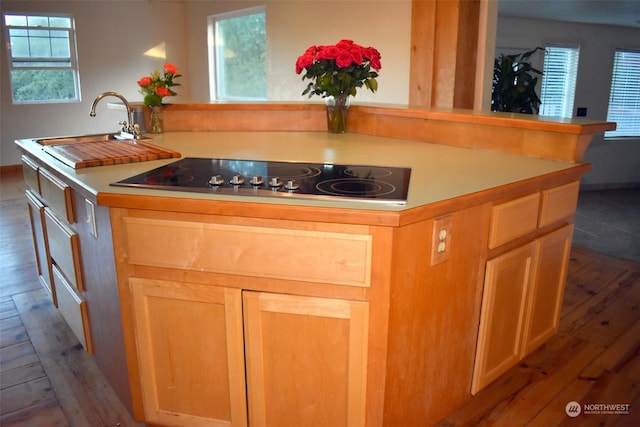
[
  {"x1": 118, "y1": 120, "x2": 128, "y2": 132},
  {"x1": 133, "y1": 124, "x2": 142, "y2": 138}
]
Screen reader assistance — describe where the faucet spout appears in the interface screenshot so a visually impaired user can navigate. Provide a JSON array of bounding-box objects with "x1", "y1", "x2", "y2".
[{"x1": 89, "y1": 91, "x2": 140, "y2": 138}]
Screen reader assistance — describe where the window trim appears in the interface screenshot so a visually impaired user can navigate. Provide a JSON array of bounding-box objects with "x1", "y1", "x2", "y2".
[{"x1": 3, "y1": 12, "x2": 81, "y2": 104}]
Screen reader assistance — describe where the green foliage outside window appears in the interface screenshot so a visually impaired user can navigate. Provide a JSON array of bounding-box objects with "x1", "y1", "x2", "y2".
[
  {"x1": 216, "y1": 11, "x2": 266, "y2": 99},
  {"x1": 11, "y1": 70, "x2": 76, "y2": 102}
]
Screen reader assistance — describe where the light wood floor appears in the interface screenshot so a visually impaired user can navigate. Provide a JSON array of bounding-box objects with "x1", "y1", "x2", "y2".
[{"x1": 1, "y1": 166, "x2": 639, "y2": 427}]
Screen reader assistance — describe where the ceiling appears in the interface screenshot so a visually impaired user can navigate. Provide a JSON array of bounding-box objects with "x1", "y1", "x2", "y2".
[{"x1": 498, "y1": 0, "x2": 640, "y2": 29}]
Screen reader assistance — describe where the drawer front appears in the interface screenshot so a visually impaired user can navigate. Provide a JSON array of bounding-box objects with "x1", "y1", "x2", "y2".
[
  {"x1": 539, "y1": 181, "x2": 580, "y2": 228},
  {"x1": 52, "y1": 265, "x2": 93, "y2": 354},
  {"x1": 45, "y1": 208, "x2": 84, "y2": 292},
  {"x1": 39, "y1": 167, "x2": 74, "y2": 223},
  {"x1": 21, "y1": 156, "x2": 40, "y2": 194},
  {"x1": 26, "y1": 191, "x2": 55, "y2": 301},
  {"x1": 489, "y1": 193, "x2": 540, "y2": 249},
  {"x1": 124, "y1": 217, "x2": 372, "y2": 287}
]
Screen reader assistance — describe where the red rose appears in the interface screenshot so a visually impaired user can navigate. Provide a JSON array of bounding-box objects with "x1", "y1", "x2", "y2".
[
  {"x1": 335, "y1": 49, "x2": 354, "y2": 68},
  {"x1": 296, "y1": 53, "x2": 315, "y2": 74},
  {"x1": 304, "y1": 45, "x2": 319, "y2": 56},
  {"x1": 350, "y1": 46, "x2": 364, "y2": 65},
  {"x1": 137, "y1": 76, "x2": 152, "y2": 87},
  {"x1": 336, "y1": 39, "x2": 354, "y2": 49},
  {"x1": 316, "y1": 45, "x2": 340, "y2": 60},
  {"x1": 163, "y1": 63, "x2": 178, "y2": 75},
  {"x1": 364, "y1": 47, "x2": 382, "y2": 70},
  {"x1": 156, "y1": 87, "x2": 171, "y2": 97}
]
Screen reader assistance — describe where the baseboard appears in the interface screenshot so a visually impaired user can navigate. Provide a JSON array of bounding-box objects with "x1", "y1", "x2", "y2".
[
  {"x1": 580, "y1": 182, "x2": 640, "y2": 191},
  {"x1": 0, "y1": 164, "x2": 22, "y2": 176}
]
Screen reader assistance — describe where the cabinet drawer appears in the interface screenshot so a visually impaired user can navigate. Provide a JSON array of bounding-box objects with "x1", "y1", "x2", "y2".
[
  {"x1": 26, "y1": 191, "x2": 55, "y2": 301},
  {"x1": 39, "y1": 167, "x2": 74, "y2": 223},
  {"x1": 539, "y1": 181, "x2": 580, "y2": 228},
  {"x1": 21, "y1": 156, "x2": 40, "y2": 194},
  {"x1": 45, "y1": 208, "x2": 84, "y2": 292},
  {"x1": 124, "y1": 217, "x2": 372, "y2": 287},
  {"x1": 52, "y1": 265, "x2": 93, "y2": 354},
  {"x1": 489, "y1": 193, "x2": 540, "y2": 249}
]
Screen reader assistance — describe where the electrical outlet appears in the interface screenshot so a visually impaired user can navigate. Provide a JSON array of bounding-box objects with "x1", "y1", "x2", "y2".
[
  {"x1": 85, "y1": 199, "x2": 98, "y2": 238},
  {"x1": 430, "y1": 215, "x2": 453, "y2": 265}
]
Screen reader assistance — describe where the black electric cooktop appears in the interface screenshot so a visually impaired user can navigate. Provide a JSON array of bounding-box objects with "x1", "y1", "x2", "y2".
[{"x1": 111, "y1": 157, "x2": 411, "y2": 205}]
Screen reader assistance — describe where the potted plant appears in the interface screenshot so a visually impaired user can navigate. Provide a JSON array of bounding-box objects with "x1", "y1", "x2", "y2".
[{"x1": 491, "y1": 47, "x2": 543, "y2": 114}]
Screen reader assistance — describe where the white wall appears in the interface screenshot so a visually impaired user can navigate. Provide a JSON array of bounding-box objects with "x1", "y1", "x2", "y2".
[{"x1": 497, "y1": 17, "x2": 640, "y2": 189}]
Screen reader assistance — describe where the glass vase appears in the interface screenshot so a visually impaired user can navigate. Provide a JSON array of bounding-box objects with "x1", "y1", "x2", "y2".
[
  {"x1": 149, "y1": 106, "x2": 164, "y2": 134},
  {"x1": 325, "y1": 94, "x2": 350, "y2": 134}
]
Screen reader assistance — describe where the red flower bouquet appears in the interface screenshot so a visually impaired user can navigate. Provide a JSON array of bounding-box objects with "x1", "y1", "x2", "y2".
[
  {"x1": 295, "y1": 39, "x2": 381, "y2": 98},
  {"x1": 137, "y1": 63, "x2": 182, "y2": 107}
]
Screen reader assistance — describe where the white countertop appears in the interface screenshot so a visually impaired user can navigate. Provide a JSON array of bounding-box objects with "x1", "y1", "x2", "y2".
[{"x1": 17, "y1": 131, "x2": 584, "y2": 212}]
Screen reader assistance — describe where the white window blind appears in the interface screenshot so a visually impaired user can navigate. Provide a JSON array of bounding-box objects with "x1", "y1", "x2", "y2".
[
  {"x1": 606, "y1": 50, "x2": 640, "y2": 138},
  {"x1": 539, "y1": 46, "x2": 580, "y2": 118}
]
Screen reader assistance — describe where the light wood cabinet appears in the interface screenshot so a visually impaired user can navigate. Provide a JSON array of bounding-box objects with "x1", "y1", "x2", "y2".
[
  {"x1": 20, "y1": 154, "x2": 134, "y2": 413},
  {"x1": 25, "y1": 189, "x2": 54, "y2": 301},
  {"x1": 53, "y1": 265, "x2": 93, "y2": 353},
  {"x1": 126, "y1": 276, "x2": 369, "y2": 427},
  {"x1": 129, "y1": 278, "x2": 247, "y2": 427},
  {"x1": 472, "y1": 242, "x2": 536, "y2": 393},
  {"x1": 118, "y1": 213, "x2": 372, "y2": 426},
  {"x1": 521, "y1": 225, "x2": 574, "y2": 354},
  {"x1": 472, "y1": 183, "x2": 578, "y2": 394},
  {"x1": 244, "y1": 292, "x2": 368, "y2": 427}
]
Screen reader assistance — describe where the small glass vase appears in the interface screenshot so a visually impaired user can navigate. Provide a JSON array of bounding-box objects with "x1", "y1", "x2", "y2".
[
  {"x1": 148, "y1": 106, "x2": 164, "y2": 134},
  {"x1": 325, "y1": 94, "x2": 350, "y2": 134}
]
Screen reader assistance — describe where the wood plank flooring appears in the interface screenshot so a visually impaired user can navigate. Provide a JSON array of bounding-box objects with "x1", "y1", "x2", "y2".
[{"x1": 1, "y1": 166, "x2": 639, "y2": 426}]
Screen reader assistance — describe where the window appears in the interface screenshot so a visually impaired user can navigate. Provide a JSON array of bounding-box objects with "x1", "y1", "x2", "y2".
[
  {"x1": 3, "y1": 13, "x2": 80, "y2": 103},
  {"x1": 208, "y1": 7, "x2": 266, "y2": 100},
  {"x1": 539, "y1": 46, "x2": 580, "y2": 118},
  {"x1": 606, "y1": 49, "x2": 640, "y2": 138}
]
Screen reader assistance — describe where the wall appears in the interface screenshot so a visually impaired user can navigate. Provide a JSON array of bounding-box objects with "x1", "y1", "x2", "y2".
[{"x1": 496, "y1": 16, "x2": 640, "y2": 189}]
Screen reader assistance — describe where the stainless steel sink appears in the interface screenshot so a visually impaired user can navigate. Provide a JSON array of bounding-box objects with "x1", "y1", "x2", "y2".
[{"x1": 36, "y1": 132, "x2": 151, "y2": 146}]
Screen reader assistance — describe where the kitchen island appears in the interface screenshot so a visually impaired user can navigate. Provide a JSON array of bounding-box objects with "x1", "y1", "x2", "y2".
[{"x1": 15, "y1": 104, "x2": 613, "y2": 427}]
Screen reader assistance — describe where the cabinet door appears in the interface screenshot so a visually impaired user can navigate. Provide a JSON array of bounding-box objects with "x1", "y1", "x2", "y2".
[
  {"x1": 472, "y1": 242, "x2": 536, "y2": 394},
  {"x1": 129, "y1": 278, "x2": 248, "y2": 427},
  {"x1": 521, "y1": 225, "x2": 573, "y2": 355},
  {"x1": 244, "y1": 292, "x2": 369, "y2": 427},
  {"x1": 25, "y1": 190, "x2": 55, "y2": 303}
]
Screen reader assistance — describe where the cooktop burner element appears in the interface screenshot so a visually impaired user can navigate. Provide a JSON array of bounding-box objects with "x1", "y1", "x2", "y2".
[{"x1": 111, "y1": 157, "x2": 411, "y2": 204}]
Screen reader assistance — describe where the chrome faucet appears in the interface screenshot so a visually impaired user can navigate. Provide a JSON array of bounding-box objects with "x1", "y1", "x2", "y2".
[{"x1": 89, "y1": 91, "x2": 141, "y2": 138}]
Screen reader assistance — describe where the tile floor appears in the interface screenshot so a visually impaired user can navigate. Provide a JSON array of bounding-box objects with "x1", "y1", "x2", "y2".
[{"x1": 573, "y1": 187, "x2": 640, "y2": 261}]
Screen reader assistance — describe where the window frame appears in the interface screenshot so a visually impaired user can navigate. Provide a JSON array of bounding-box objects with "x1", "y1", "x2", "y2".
[
  {"x1": 539, "y1": 45, "x2": 580, "y2": 119},
  {"x1": 207, "y1": 6, "x2": 266, "y2": 101},
  {"x1": 3, "y1": 11, "x2": 81, "y2": 104},
  {"x1": 605, "y1": 49, "x2": 640, "y2": 139}
]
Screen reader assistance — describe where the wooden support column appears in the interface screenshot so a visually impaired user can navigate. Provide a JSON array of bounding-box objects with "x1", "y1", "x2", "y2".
[{"x1": 410, "y1": 0, "x2": 481, "y2": 109}]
